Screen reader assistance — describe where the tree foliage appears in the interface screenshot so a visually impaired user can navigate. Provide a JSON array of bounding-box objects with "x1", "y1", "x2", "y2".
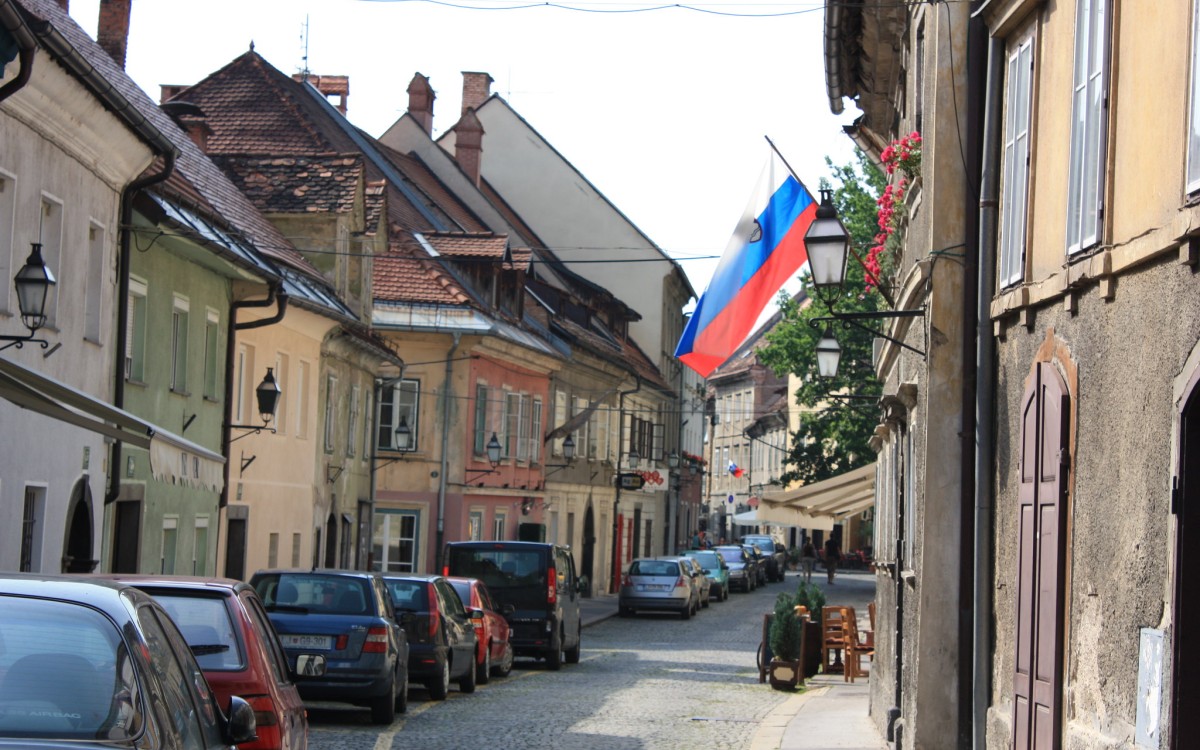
[{"x1": 758, "y1": 149, "x2": 887, "y2": 485}]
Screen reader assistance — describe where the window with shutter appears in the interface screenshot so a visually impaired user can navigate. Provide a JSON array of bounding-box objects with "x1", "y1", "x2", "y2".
[
  {"x1": 1000, "y1": 32, "x2": 1034, "y2": 288},
  {"x1": 474, "y1": 383, "x2": 488, "y2": 455},
  {"x1": 1066, "y1": 0, "x2": 1111, "y2": 255}
]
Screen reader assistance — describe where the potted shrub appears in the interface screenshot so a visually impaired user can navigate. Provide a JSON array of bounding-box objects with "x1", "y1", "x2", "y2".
[
  {"x1": 767, "y1": 592, "x2": 804, "y2": 690},
  {"x1": 794, "y1": 582, "x2": 825, "y2": 678}
]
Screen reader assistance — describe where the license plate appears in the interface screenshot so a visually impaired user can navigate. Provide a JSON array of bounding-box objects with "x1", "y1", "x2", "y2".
[
  {"x1": 282, "y1": 634, "x2": 332, "y2": 650},
  {"x1": 637, "y1": 584, "x2": 667, "y2": 592}
]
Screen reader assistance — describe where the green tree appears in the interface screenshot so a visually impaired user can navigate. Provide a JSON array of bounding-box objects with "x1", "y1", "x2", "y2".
[{"x1": 758, "y1": 149, "x2": 887, "y2": 485}]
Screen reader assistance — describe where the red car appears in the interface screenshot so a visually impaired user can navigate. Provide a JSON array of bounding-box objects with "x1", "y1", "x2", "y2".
[
  {"x1": 447, "y1": 576, "x2": 515, "y2": 683},
  {"x1": 108, "y1": 576, "x2": 309, "y2": 750}
]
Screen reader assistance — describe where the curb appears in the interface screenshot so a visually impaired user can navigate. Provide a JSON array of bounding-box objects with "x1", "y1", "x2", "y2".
[{"x1": 748, "y1": 685, "x2": 827, "y2": 750}]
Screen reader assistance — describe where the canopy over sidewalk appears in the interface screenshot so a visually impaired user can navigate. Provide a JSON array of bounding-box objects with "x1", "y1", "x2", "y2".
[{"x1": 757, "y1": 463, "x2": 876, "y2": 530}]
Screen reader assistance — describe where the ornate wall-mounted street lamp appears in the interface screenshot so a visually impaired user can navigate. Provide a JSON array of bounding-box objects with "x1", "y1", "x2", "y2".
[
  {"x1": 229, "y1": 368, "x2": 281, "y2": 442},
  {"x1": 0, "y1": 243, "x2": 56, "y2": 352},
  {"x1": 465, "y1": 432, "x2": 504, "y2": 483}
]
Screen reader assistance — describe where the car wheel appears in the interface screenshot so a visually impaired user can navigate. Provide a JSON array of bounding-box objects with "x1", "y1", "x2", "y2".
[
  {"x1": 564, "y1": 626, "x2": 581, "y2": 664},
  {"x1": 459, "y1": 655, "x2": 477, "y2": 694},
  {"x1": 477, "y1": 644, "x2": 491, "y2": 685},
  {"x1": 546, "y1": 633, "x2": 563, "y2": 671},
  {"x1": 494, "y1": 641, "x2": 514, "y2": 677},
  {"x1": 679, "y1": 603, "x2": 691, "y2": 620},
  {"x1": 619, "y1": 606, "x2": 633, "y2": 617},
  {"x1": 371, "y1": 674, "x2": 397, "y2": 724},
  {"x1": 723, "y1": 585, "x2": 730, "y2": 601},
  {"x1": 701, "y1": 594, "x2": 710, "y2": 609},
  {"x1": 426, "y1": 656, "x2": 450, "y2": 701}
]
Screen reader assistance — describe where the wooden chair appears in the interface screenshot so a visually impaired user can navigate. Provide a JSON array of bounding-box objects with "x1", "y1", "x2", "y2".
[
  {"x1": 843, "y1": 607, "x2": 875, "y2": 682},
  {"x1": 821, "y1": 606, "x2": 849, "y2": 674}
]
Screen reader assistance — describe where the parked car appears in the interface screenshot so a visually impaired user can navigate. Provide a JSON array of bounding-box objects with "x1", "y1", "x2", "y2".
[
  {"x1": 668, "y1": 555, "x2": 711, "y2": 608},
  {"x1": 0, "y1": 574, "x2": 257, "y2": 749},
  {"x1": 381, "y1": 574, "x2": 478, "y2": 699},
  {"x1": 447, "y1": 576, "x2": 515, "y2": 684},
  {"x1": 618, "y1": 557, "x2": 699, "y2": 619},
  {"x1": 714, "y1": 544, "x2": 756, "y2": 592},
  {"x1": 683, "y1": 549, "x2": 730, "y2": 602},
  {"x1": 443, "y1": 541, "x2": 583, "y2": 670},
  {"x1": 741, "y1": 535, "x2": 788, "y2": 582},
  {"x1": 251, "y1": 570, "x2": 408, "y2": 724},
  {"x1": 743, "y1": 543, "x2": 769, "y2": 586},
  {"x1": 108, "y1": 575, "x2": 310, "y2": 750}
]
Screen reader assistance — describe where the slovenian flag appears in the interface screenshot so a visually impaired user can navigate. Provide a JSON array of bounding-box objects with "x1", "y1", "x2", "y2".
[
  {"x1": 728, "y1": 461, "x2": 744, "y2": 478},
  {"x1": 675, "y1": 150, "x2": 817, "y2": 377}
]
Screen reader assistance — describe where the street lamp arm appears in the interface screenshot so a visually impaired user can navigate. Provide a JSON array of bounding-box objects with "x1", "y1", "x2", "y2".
[{"x1": 809, "y1": 313, "x2": 926, "y2": 358}]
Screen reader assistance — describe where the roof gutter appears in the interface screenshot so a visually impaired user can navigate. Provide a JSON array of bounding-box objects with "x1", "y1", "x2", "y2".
[{"x1": 824, "y1": 0, "x2": 846, "y2": 115}]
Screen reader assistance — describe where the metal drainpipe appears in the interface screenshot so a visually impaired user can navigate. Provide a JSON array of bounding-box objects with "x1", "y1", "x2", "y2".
[
  {"x1": 105, "y1": 150, "x2": 176, "y2": 508},
  {"x1": 610, "y1": 375, "x2": 641, "y2": 593},
  {"x1": 213, "y1": 287, "x2": 286, "y2": 577},
  {"x1": 0, "y1": 0, "x2": 35, "y2": 104},
  {"x1": 973, "y1": 32, "x2": 1004, "y2": 750},
  {"x1": 435, "y1": 332, "x2": 461, "y2": 565},
  {"x1": 888, "y1": 423, "x2": 906, "y2": 744}
]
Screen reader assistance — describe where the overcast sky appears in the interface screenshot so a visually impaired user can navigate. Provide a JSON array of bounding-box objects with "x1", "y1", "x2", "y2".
[{"x1": 69, "y1": 0, "x2": 857, "y2": 306}]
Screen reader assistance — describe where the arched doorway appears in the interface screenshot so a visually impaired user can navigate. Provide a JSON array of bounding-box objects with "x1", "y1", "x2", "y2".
[
  {"x1": 62, "y1": 477, "x2": 97, "y2": 573},
  {"x1": 1172, "y1": 371, "x2": 1200, "y2": 747},
  {"x1": 582, "y1": 504, "x2": 595, "y2": 597}
]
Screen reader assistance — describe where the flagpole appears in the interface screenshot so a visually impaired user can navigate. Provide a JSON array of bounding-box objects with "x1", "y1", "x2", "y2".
[{"x1": 764, "y1": 136, "x2": 897, "y2": 308}]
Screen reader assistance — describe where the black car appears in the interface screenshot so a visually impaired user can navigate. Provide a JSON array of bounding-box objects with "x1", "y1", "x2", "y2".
[
  {"x1": 714, "y1": 544, "x2": 757, "y2": 592},
  {"x1": 382, "y1": 574, "x2": 479, "y2": 699},
  {"x1": 443, "y1": 541, "x2": 583, "y2": 670},
  {"x1": 0, "y1": 574, "x2": 256, "y2": 749},
  {"x1": 742, "y1": 535, "x2": 788, "y2": 582},
  {"x1": 251, "y1": 570, "x2": 408, "y2": 724}
]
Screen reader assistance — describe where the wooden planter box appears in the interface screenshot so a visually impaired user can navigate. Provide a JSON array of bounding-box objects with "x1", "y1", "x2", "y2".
[{"x1": 768, "y1": 659, "x2": 802, "y2": 690}]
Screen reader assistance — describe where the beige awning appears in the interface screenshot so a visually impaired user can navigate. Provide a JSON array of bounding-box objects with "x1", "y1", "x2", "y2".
[
  {"x1": 0, "y1": 356, "x2": 225, "y2": 492},
  {"x1": 758, "y1": 463, "x2": 876, "y2": 529}
]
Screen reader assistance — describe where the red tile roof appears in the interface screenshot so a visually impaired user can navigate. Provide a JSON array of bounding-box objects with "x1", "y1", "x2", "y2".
[
  {"x1": 215, "y1": 154, "x2": 362, "y2": 215},
  {"x1": 373, "y1": 232, "x2": 471, "y2": 305},
  {"x1": 423, "y1": 232, "x2": 530, "y2": 270}
]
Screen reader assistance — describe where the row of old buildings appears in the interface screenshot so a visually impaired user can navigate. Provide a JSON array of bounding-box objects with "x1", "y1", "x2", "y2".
[
  {"x1": 0, "y1": 0, "x2": 707, "y2": 598},
  {"x1": 810, "y1": 0, "x2": 1200, "y2": 748}
]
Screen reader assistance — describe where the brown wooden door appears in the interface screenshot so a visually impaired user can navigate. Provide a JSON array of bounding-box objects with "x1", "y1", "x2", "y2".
[
  {"x1": 1171, "y1": 380, "x2": 1200, "y2": 747},
  {"x1": 1013, "y1": 362, "x2": 1069, "y2": 749}
]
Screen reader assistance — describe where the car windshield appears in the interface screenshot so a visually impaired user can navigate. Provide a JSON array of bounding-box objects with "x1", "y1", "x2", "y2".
[
  {"x1": 149, "y1": 591, "x2": 245, "y2": 671},
  {"x1": 0, "y1": 596, "x2": 141, "y2": 741},
  {"x1": 256, "y1": 574, "x2": 374, "y2": 615},
  {"x1": 689, "y1": 552, "x2": 721, "y2": 568},
  {"x1": 716, "y1": 548, "x2": 743, "y2": 563},
  {"x1": 447, "y1": 549, "x2": 545, "y2": 591},
  {"x1": 629, "y1": 560, "x2": 679, "y2": 577}
]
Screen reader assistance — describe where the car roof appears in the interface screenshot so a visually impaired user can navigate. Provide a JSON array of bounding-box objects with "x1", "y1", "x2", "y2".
[
  {"x1": 253, "y1": 568, "x2": 378, "y2": 579},
  {"x1": 99, "y1": 574, "x2": 250, "y2": 594},
  {"x1": 380, "y1": 573, "x2": 441, "y2": 581},
  {"x1": 0, "y1": 573, "x2": 155, "y2": 613}
]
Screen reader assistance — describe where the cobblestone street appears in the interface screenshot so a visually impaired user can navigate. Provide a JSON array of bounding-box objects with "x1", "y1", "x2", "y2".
[{"x1": 307, "y1": 570, "x2": 876, "y2": 750}]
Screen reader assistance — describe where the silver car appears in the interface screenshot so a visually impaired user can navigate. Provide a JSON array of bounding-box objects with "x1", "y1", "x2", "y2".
[
  {"x1": 618, "y1": 558, "x2": 699, "y2": 619},
  {"x1": 670, "y1": 555, "x2": 711, "y2": 609}
]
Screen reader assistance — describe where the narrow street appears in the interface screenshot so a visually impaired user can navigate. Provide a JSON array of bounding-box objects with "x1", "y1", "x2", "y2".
[{"x1": 307, "y1": 570, "x2": 876, "y2": 750}]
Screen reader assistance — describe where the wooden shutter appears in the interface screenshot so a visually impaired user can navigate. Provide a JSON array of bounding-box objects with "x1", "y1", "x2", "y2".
[{"x1": 1013, "y1": 362, "x2": 1069, "y2": 749}]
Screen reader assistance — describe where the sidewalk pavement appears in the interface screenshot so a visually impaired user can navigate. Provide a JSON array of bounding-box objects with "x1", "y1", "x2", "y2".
[{"x1": 579, "y1": 582, "x2": 888, "y2": 750}]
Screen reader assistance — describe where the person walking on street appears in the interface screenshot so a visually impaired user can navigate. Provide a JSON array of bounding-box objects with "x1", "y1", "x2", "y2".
[
  {"x1": 800, "y1": 541, "x2": 817, "y2": 584},
  {"x1": 824, "y1": 537, "x2": 841, "y2": 584}
]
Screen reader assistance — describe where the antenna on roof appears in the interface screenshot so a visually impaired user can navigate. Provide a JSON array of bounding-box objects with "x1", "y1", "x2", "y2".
[{"x1": 299, "y1": 15, "x2": 310, "y2": 81}]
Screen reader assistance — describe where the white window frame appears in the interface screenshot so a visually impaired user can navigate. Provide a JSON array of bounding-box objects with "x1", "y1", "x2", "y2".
[
  {"x1": 0, "y1": 170, "x2": 15, "y2": 314},
  {"x1": 1065, "y1": 0, "x2": 1110, "y2": 255},
  {"x1": 377, "y1": 378, "x2": 419, "y2": 451},
  {"x1": 1000, "y1": 34, "x2": 1034, "y2": 289},
  {"x1": 324, "y1": 374, "x2": 338, "y2": 453},
  {"x1": 553, "y1": 390, "x2": 567, "y2": 456},
  {"x1": 494, "y1": 512, "x2": 507, "y2": 541},
  {"x1": 170, "y1": 295, "x2": 190, "y2": 393},
  {"x1": 39, "y1": 196, "x2": 63, "y2": 328},
  {"x1": 202, "y1": 309, "x2": 220, "y2": 400},
  {"x1": 84, "y1": 222, "x2": 105, "y2": 343},
  {"x1": 161, "y1": 516, "x2": 179, "y2": 575},
  {"x1": 296, "y1": 359, "x2": 311, "y2": 439},
  {"x1": 530, "y1": 396, "x2": 543, "y2": 464},
  {"x1": 1187, "y1": 0, "x2": 1200, "y2": 192},
  {"x1": 126, "y1": 276, "x2": 148, "y2": 382},
  {"x1": 274, "y1": 353, "x2": 289, "y2": 432},
  {"x1": 347, "y1": 385, "x2": 360, "y2": 457},
  {"x1": 192, "y1": 516, "x2": 209, "y2": 576},
  {"x1": 474, "y1": 383, "x2": 489, "y2": 455}
]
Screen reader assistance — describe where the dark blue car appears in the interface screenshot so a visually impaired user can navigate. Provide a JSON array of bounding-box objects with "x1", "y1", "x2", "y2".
[
  {"x1": 251, "y1": 570, "x2": 408, "y2": 724},
  {"x1": 382, "y1": 574, "x2": 479, "y2": 700}
]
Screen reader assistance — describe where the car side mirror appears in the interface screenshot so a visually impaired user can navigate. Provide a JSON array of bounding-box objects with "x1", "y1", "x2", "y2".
[
  {"x1": 468, "y1": 608, "x2": 485, "y2": 620},
  {"x1": 224, "y1": 696, "x2": 258, "y2": 745},
  {"x1": 701, "y1": 569, "x2": 711, "y2": 575},
  {"x1": 294, "y1": 653, "x2": 327, "y2": 678}
]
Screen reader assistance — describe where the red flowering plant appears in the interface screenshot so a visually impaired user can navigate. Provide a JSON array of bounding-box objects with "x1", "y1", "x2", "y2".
[{"x1": 865, "y1": 132, "x2": 921, "y2": 290}]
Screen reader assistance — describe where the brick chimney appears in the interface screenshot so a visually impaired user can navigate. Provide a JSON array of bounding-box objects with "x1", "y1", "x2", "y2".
[
  {"x1": 97, "y1": 0, "x2": 132, "y2": 69},
  {"x1": 454, "y1": 109, "x2": 484, "y2": 188},
  {"x1": 461, "y1": 72, "x2": 493, "y2": 116},
  {"x1": 55, "y1": 0, "x2": 68, "y2": 11},
  {"x1": 294, "y1": 73, "x2": 350, "y2": 115},
  {"x1": 159, "y1": 84, "x2": 187, "y2": 103},
  {"x1": 407, "y1": 73, "x2": 435, "y2": 136}
]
